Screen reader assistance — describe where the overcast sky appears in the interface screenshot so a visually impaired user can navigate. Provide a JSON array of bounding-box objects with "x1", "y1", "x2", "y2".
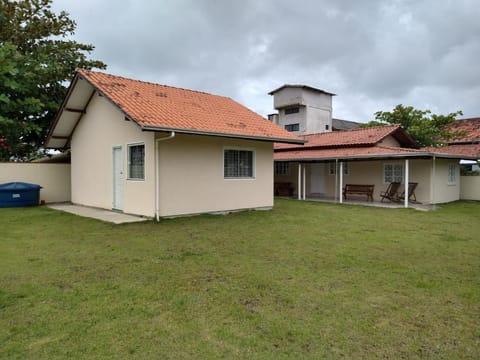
[{"x1": 53, "y1": 0, "x2": 480, "y2": 122}]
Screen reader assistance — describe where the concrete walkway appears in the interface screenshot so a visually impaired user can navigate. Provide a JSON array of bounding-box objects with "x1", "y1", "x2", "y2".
[
  {"x1": 278, "y1": 196, "x2": 433, "y2": 211},
  {"x1": 47, "y1": 204, "x2": 150, "y2": 224}
]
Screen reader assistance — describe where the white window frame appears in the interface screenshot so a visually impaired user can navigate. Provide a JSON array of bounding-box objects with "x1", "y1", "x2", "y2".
[
  {"x1": 275, "y1": 162, "x2": 290, "y2": 176},
  {"x1": 447, "y1": 164, "x2": 457, "y2": 185},
  {"x1": 329, "y1": 162, "x2": 349, "y2": 176},
  {"x1": 223, "y1": 148, "x2": 255, "y2": 180},
  {"x1": 384, "y1": 163, "x2": 403, "y2": 184},
  {"x1": 127, "y1": 143, "x2": 145, "y2": 181}
]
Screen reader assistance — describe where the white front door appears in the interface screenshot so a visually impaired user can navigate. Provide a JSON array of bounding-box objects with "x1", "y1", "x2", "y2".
[
  {"x1": 112, "y1": 146, "x2": 123, "y2": 210},
  {"x1": 310, "y1": 163, "x2": 325, "y2": 195}
]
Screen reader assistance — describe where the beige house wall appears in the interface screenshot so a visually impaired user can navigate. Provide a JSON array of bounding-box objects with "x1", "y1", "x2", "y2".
[
  {"x1": 157, "y1": 134, "x2": 273, "y2": 217},
  {"x1": 71, "y1": 94, "x2": 155, "y2": 217},
  {"x1": 0, "y1": 163, "x2": 71, "y2": 203},
  {"x1": 379, "y1": 135, "x2": 400, "y2": 147},
  {"x1": 460, "y1": 176, "x2": 480, "y2": 200},
  {"x1": 432, "y1": 159, "x2": 460, "y2": 203},
  {"x1": 339, "y1": 160, "x2": 432, "y2": 203}
]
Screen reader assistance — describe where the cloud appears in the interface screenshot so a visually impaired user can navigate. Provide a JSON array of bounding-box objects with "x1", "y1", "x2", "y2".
[{"x1": 54, "y1": 0, "x2": 480, "y2": 120}]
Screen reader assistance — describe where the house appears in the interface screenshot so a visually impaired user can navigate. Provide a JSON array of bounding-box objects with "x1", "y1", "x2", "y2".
[
  {"x1": 439, "y1": 118, "x2": 480, "y2": 170},
  {"x1": 267, "y1": 84, "x2": 336, "y2": 134},
  {"x1": 269, "y1": 85, "x2": 479, "y2": 206},
  {"x1": 45, "y1": 70, "x2": 303, "y2": 219}
]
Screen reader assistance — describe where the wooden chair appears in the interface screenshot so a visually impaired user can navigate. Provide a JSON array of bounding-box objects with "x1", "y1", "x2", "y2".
[
  {"x1": 380, "y1": 182, "x2": 401, "y2": 202},
  {"x1": 398, "y1": 182, "x2": 418, "y2": 203}
]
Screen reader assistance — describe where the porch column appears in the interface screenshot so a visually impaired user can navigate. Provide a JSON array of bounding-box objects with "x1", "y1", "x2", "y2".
[
  {"x1": 339, "y1": 161, "x2": 344, "y2": 204},
  {"x1": 302, "y1": 164, "x2": 307, "y2": 200},
  {"x1": 404, "y1": 159, "x2": 409, "y2": 208},
  {"x1": 298, "y1": 163, "x2": 302, "y2": 200},
  {"x1": 335, "y1": 160, "x2": 338, "y2": 201},
  {"x1": 431, "y1": 155, "x2": 436, "y2": 209}
]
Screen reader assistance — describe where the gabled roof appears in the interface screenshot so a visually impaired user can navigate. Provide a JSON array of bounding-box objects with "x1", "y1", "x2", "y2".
[
  {"x1": 268, "y1": 84, "x2": 336, "y2": 96},
  {"x1": 273, "y1": 125, "x2": 478, "y2": 161},
  {"x1": 448, "y1": 118, "x2": 480, "y2": 144},
  {"x1": 274, "y1": 125, "x2": 418, "y2": 151},
  {"x1": 45, "y1": 70, "x2": 304, "y2": 148}
]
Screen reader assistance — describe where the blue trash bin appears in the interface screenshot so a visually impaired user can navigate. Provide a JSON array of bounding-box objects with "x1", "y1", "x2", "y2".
[{"x1": 0, "y1": 182, "x2": 42, "y2": 208}]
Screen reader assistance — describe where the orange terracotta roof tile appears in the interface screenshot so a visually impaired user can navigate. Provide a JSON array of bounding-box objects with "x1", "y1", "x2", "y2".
[
  {"x1": 425, "y1": 144, "x2": 480, "y2": 158},
  {"x1": 77, "y1": 69, "x2": 303, "y2": 144},
  {"x1": 275, "y1": 143, "x2": 479, "y2": 161},
  {"x1": 274, "y1": 125, "x2": 415, "y2": 150},
  {"x1": 274, "y1": 145, "x2": 427, "y2": 161},
  {"x1": 448, "y1": 118, "x2": 480, "y2": 144}
]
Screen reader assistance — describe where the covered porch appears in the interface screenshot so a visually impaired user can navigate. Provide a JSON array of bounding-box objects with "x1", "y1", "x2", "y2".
[{"x1": 274, "y1": 154, "x2": 462, "y2": 208}]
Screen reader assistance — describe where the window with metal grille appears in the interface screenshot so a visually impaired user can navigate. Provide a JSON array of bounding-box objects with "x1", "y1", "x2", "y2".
[
  {"x1": 285, "y1": 123, "x2": 300, "y2": 132},
  {"x1": 329, "y1": 162, "x2": 349, "y2": 175},
  {"x1": 128, "y1": 144, "x2": 145, "y2": 180},
  {"x1": 448, "y1": 164, "x2": 456, "y2": 185},
  {"x1": 224, "y1": 149, "x2": 254, "y2": 178},
  {"x1": 384, "y1": 163, "x2": 403, "y2": 183},
  {"x1": 275, "y1": 162, "x2": 290, "y2": 176},
  {"x1": 284, "y1": 107, "x2": 300, "y2": 115}
]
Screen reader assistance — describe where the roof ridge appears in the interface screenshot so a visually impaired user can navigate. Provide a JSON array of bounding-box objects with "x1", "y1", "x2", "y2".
[
  {"x1": 304, "y1": 124, "x2": 400, "y2": 137},
  {"x1": 376, "y1": 144, "x2": 423, "y2": 153},
  {"x1": 77, "y1": 68, "x2": 231, "y2": 100}
]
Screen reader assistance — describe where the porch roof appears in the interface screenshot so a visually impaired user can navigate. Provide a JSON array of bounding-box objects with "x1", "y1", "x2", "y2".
[{"x1": 274, "y1": 144, "x2": 479, "y2": 162}]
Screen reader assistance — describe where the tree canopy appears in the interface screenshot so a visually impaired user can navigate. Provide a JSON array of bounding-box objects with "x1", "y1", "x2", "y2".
[
  {"x1": 0, "y1": 0, "x2": 106, "y2": 161},
  {"x1": 361, "y1": 104, "x2": 463, "y2": 147}
]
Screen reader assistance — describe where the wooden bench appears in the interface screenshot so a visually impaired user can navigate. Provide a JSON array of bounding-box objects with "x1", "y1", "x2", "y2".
[
  {"x1": 274, "y1": 182, "x2": 294, "y2": 197},
  {"x1": 343, "y1": 184, "x2": 374, "y2": 202}
]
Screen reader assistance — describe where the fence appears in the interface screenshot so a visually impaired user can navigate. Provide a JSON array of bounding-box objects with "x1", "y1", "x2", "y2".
[
  {"x1": 460, "y1": 176, "x2": 480, "y2": 201},
  {"x1": 0, "y1": 163, "x2": 71, "y2": 203}
]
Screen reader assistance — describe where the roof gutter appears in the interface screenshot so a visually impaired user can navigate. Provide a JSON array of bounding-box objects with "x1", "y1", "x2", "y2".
[
  {"x1": 141, "y1": 125, "x2": 305, "y2": 144},
  {"x1": 274, "y1": 151, "x2": 478, "y2": 162}
]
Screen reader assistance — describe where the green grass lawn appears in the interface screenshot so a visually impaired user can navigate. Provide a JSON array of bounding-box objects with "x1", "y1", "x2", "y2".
[{"x1": 1, "y1": 200, "x2": 479, "y2": 359}]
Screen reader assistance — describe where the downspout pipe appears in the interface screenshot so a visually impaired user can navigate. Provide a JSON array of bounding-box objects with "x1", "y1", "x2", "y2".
[{"x1": 155, "y1": 131, "x2": 176, "y2": 221}]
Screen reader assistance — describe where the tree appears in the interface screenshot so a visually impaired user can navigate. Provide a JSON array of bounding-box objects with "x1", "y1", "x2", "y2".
[
  {"x1": 0, "y1": 0, "x2": 106, "y2": 161},
  {"x1": 361, "y1": 104, "x2": 464, "y2": 147}
]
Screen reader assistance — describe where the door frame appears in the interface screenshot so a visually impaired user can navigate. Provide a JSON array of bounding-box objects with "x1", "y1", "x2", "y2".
[
  {"x1": 310, "y1": 163, "x2": 326, "y2": 196},
  {"x1": 112, "y1": 145, "x2": 124, "y2": 210}
]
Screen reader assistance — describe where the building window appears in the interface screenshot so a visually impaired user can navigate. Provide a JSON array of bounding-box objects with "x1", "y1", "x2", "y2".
[
  {"x1": 384, "y1": 163, "x2": 403, "y2": 183},
  {"x1": 275, "y1": 162, "x2": 290, "y2": 176},
  {"x1": 329, "y1": 162, "x2": 349, "y2": 175},
  {"x1": 224, "y1": 149, "x2": 254, "y2": 179},
  {"x1": 285, "y1": 123, "x2": 300, "y2": 132},
  {"x1": 325, "y1": 124, "x2": 329, "y2": 130},
  {"x1": 127, "y1": 144, "x2": 145, "y2": 180},
  {"x1": 284, "y1": 107, "x2": 300, "y2": 115},
  {"x1": 448, "y1": 164, "x2": 457, "y2": 185}
]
